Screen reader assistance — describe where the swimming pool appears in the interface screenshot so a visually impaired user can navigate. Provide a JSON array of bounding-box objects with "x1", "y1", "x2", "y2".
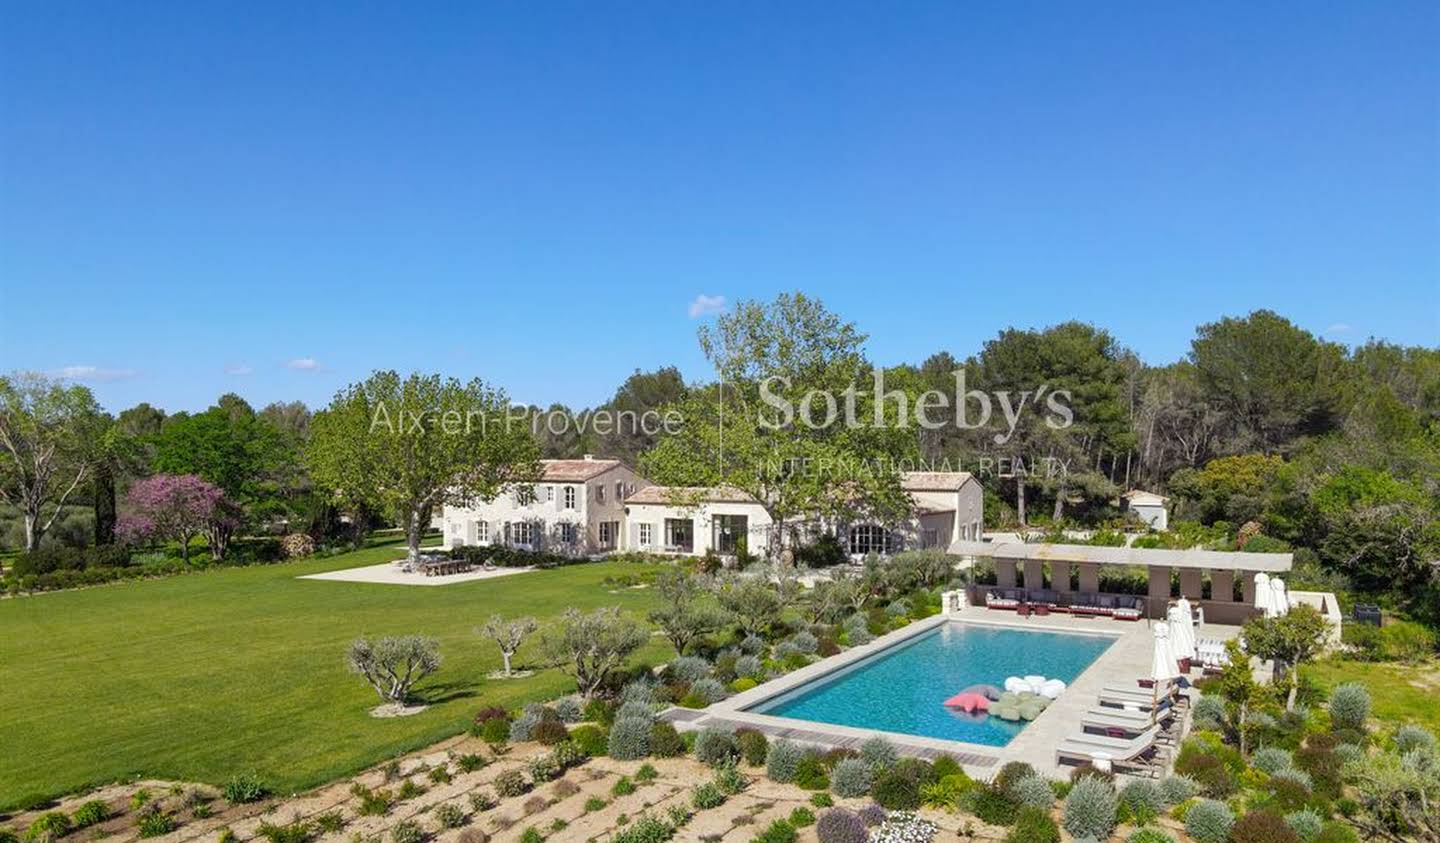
[{"x1": 747, "y1": 623, "x2": 1116, "y2": 746}]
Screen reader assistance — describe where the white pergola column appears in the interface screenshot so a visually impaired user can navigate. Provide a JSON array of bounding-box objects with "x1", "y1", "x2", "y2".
[
  {"x1": 996, "y1": 559, "x2": 1017, "y2": 588},
  {"x1": 1149, "y1": 566, "x2": 1172, "y2": 619},
  {"x1": 1024, "y1": 559, "x2": 1045, "y2": 590},
  {"x1": 1178, "y1": 568, "x2": 1204, "y2": 601},
  {"x1": 1211, "y1": 569, "x2": 1235, "y2": 603}
]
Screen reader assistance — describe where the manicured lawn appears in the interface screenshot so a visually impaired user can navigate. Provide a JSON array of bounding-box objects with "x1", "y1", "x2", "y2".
[
  {"x1": 1304, "y1": 657, "x2": 1440, "y2": 735},
  {"x1": 0, "y1": 539, "x2": 670, "y2": 810}
]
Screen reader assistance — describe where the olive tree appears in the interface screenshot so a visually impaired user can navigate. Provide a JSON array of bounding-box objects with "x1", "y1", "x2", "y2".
[
  {"x1": 347, "y1": 635, "x2": 441, "y2": 705},
  {"x1": 646, "y1": 570, "x2": 727, "y2": 654},
  {"x1": 480, "y1": 614, "x2": 538, "y2": 677},
  {"x1": 307, "y1": 371, "x2": 541, "y2": 561},
  {"x1": 1243, "y1": 604, "x2": 1332, "y2": 711},
  {"x1": 544, "y1": 607, "x2": 648, "y2": 698}
]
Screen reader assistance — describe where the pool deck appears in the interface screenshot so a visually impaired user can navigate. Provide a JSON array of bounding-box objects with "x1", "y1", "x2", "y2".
[{"x1": 662, "y1": 608, "x2": 1241, "y2": 778}]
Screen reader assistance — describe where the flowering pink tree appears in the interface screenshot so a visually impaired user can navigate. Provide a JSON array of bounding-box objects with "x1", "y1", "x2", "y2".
[{"x1": 119, "y1": 474, "x2": 238, "y2": 562}]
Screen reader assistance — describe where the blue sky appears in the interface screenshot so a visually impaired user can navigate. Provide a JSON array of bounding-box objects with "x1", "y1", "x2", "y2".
[{"x1": 2, "y1": 2, "x2": 1437, "y2": 414}]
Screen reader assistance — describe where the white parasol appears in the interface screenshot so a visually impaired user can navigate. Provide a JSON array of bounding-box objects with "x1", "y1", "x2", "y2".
[
  {"x1": 1168, "y1": 604, "x2": 1197, "y2": 666},
  {"x1": 1254, "y1": 572, "x2": 1275, "y2": 617},
  {"x1": 1269, "y1": 577, "x2": 1290, "y2": 616}
]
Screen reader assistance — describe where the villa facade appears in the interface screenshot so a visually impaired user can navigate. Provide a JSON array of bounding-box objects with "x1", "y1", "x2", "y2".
[
  {"x1": 442, "y1": 460, "x2": 983, "y2": 560},
  {"x1": 441, "y1": 456, "x2": 650, "y2": 555}
]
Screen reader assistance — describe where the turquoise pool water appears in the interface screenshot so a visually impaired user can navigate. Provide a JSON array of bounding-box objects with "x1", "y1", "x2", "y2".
[{"x1": 749, "y1": 623, "x2": 1115, "y2": 746}]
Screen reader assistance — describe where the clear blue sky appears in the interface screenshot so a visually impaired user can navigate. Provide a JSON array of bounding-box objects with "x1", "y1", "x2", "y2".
[{"x1": 2, "y1": 2, "x2": 1437, "y2": 414}]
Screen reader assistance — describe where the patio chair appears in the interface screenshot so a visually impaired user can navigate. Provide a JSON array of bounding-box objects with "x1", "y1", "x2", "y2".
[{"x1": 1081, "y1": 708, "x2": 1177, "y2": 739}]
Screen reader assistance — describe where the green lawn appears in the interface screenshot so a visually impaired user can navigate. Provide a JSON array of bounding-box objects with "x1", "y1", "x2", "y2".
[
  {"x1": 0, "y1": 539, "x2": 671, "y2": 810},
  {"x1": 1303, "y1": 657, "x2": 1440, "y2": 735}
]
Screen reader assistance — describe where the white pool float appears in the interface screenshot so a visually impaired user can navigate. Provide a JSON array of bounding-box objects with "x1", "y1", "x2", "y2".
[
  {"x1": 1039, "y1": 678, "x2": 1066, "y2": 699},
  {"x1": 1003, "y1": 676, "x2": 1028, "y2": 693},
  {"x1": 1023, "y1": 674, "x2": 1046, "y2": 693}
]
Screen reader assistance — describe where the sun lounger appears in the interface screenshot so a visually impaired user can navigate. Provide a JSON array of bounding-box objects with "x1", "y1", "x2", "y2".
[
  {"x1": 1082, "y1": 708, "x2": 1175, "y2": 737},
  {"x1": 1056, "y1": 726, "x2": 1163, "y2": 773},
  {"x1": 1098, "y1": 688, "x2": 1176, "y2": 712},
  {"x1": 984, "y1": 588, "x2": 1023, "y2": 610}
]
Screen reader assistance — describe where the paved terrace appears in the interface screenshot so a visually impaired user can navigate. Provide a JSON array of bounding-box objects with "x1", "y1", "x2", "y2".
[{"x1": 663, "y1": 609, "x2": 1240, "y2": 779}]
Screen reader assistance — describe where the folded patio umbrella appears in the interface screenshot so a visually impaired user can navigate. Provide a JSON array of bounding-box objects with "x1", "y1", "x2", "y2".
[
  {"x1": 1254, "y1": 572, "x2": 1275, "y2": 617},
  {"x1": 1167, "y1": 605, "x2": 1197, "y2": 667},
  {"x1": 1269, "y1": 578, "x2": 1290, "y2": 615},
  {"x1": 1149, "y1": 624, "x2": 1179, "y2": 713}
]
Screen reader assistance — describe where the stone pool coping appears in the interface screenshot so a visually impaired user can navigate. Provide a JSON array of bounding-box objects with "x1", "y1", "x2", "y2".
[{"x1": 663, "y1": 610, "x2": 1221, "y2": 776}]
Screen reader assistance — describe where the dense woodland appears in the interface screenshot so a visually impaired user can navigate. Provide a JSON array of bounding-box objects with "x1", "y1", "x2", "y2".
[{"x1": 2, "y1": 297, "x2": 1436, "y2": 619}]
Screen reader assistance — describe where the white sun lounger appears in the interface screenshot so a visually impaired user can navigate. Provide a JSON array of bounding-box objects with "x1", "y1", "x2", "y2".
[
  {"x1": 1056, "y1": 726, "x2": 1163, "y2": 772},
  {"x1": 1082, "y1": 709, "x2": 1175, "y2": 737}
]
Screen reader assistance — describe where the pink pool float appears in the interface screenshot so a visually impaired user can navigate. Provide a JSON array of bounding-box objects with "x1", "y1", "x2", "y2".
[{"x1": 943, "y1": 691, "x2": 990, "y2": 713}]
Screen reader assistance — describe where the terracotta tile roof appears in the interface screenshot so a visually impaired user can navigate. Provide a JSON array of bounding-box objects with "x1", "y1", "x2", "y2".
[
  {"x1": 900, "y1": 471, "x2": 975, "y2": 491},
  {"x1": 539, "y1": 458, "x2": 623, "y2": 482},
  {"x1": 626, "y1": 485, "x2": 758, "y2": 505}
]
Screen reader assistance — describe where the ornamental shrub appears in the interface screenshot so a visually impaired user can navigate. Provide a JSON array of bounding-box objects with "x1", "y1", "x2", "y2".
[
  {"x1": 931, "y1": 755, "x2": 961, "y2": 779},
  {"x1": 608, "y1": 717, "x2": 652, "y2": 760},
  {"x1": 859, "y1": 736, "x2": 898, "y2": 770},
  {"x1": 737, "y1": 728, "x2": 769, "y2": 766},
  {"x1": 389, "y1": 820, "x2": 423, "y2": 843},
  {"x1": 553, "y1": 695, "x2": 584, "y2": 723},
  {"x1": 740, "y1": 634, "x2": 766, "y2": 654},
  {"x1": 570, "y1": 724, "x2": 608, "y2": 757},
  {"x1": 870, "y1": 811, "x2": 936, "y2": 843},
  {"x1": 1294, "y1": 745, "x2": 1343, "y2": 798},
  {"x1": 1332, "y1": 743, "x2": 1363, "y2": 765},
  {"x1": 616, "y1": 700, "x2": 656, "y2": 723},
  {"x1": 1230, "y1": 810, "x2": 1300, "y2": 843},
  {"x1": 1395, "y1": 724, "x2": 1438, "y2": 756},
  {"x1": 532, "y1": 719, "x2": 570, "y2": 746},
  {"x1": 790, "y1": 631, "x2": 819, "y2": 654},
  {"x1": 830, "y1": 758, "x2": 873, "y2": 798},
  {"x1": 611, "y1": 815, "x2": 672, "y2": 843},
  {"x1": 871, "y1": 769, "x2": 921, "y2": 811},
  {"x1": 994, "y1": 761, "x2": 1038, "y2": 795},
  {"x1": 1173, "y1": 752, "x2": 1236, "y2": 798},
  {"x1": 794, "y1": 753, "x2": 831, "y2": 790},
  {"x1": 493, "y1": 770, "x2": 529, "y2": 798},
  {"x1": 714, "y1": 763, "x2": 747, "y2": 796},
  {"x1": 550, "y1": 740, "x2": 586, "y2": 769},
  {"x1": 694, "y1": 727, "x2": 740, "y2": 768},
  {"x1": 970, "y1": 785, "x2": 1019, "y2": 825},
  {"x1": 1328, "y1": 683, "x2": 1370, "y2": 731},
  {"x1": 26, "y1": 813, "x2": 71, "y2": 843},
  {"x1": 689, "y1": 678, "x2": 728, "y2": 705},
  {"x1": 649, "y1": 722, "x2": 686, "y2": 757},
  {"x1": 670, "y1": 655, "x2": 712, "y2": 683},
  {"x1": 1010, "y1": 775, "x2": 1055, "y2": 809},
  {"x1": 1158, "y1": 774, "x2": 1199, "y2": 805},
  {"x1": 1192, "y1": 695, "x2": 1226, "y2": 731},
  {"x1": 692, "y1": 782, "x2": 726, "y2": 810},
  {"x1": 1285, "y1": 808, "x2": 1323, "y2": 842},
  {"x1": 1005, "y1": 806, "x2": 1059, "y2": 843},
  {"x1": 1253, "y1": 747, "x2": 1294, "y2": 775},
  {"x1": 480, "y1": 717, "x2": 510, "y2": 745},
  {"x1": 509, "y1": 712, "x2": 541, "y2": 742},
  {"x1": 223, "y1": 772, "x2": 270, "y2": 804},
  {"x1": 1118, "y1": 778, "x2": 1162, "y2": 825},
  {"x1": 70, "y1": 801, "x2": 109, "y2": 829},
  {"x1": 1312, "y1": 822, "x2": 1358, "y2": 843},
  {"x1": 1126, "y1": 830, "x2": 1176, "y2": 843},
  {"x1": 731, "y1": 676, "x2": 759, "y2": 693},
  {"x1": 788, "y1": 807, "x2": 815, "y2": 828},
  {"x1": 752, "y1": 819, "x2": 798, "y2": 843},
  {"x1": 767, "y1": 739, "x2": 805, "y2": 783},
  {"x1": 1062, "y1": 777, "x2": 1117, "y2": 841},
  {"x1": 1270, "y1": 767, "x2": 1313, "y2": 791},
  {"x1": 1265, "y1": 776, "x2": 1313, "y2": 813},
  {"x1": 526, "y1": 755, "x2": 561, "y2": 783},
  {"x1": 857, "y1": 804, "x2": 887, "y2": 827},
  {"x1": 434, "y1": 803, "x2": 466, "y2": 829},
  {"x1": 135, "y1": 809, "x2": 176, "y2": 839},
  {"x1": 1183, "y1": 799, "x2": 1234, "y2": 843},
  {"x1": 843, "y1": 615, "x2": 873, "y2": 646}
]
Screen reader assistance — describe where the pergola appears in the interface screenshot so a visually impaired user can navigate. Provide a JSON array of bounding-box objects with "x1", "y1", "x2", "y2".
[{"x1": 946, "y1": 539, "x2": 1293, "y2": 623}]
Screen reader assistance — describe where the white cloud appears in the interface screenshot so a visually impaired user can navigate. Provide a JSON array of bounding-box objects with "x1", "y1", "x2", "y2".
[
  {"x1": 224, "y1": 363, "x2": 254, "y2": 376},
  {"x1": 1325, "y1": 323, "x2": 1353, "y2": 334},
  {"x1": 285, "y1": 357, "x2": 323, "y2": 371},
  {"x1": 53, "y1": 365, "x2": 137, "y2": 383},
  {"x1": 687, "y1": 294, "x2": 727, "y2": 318}
]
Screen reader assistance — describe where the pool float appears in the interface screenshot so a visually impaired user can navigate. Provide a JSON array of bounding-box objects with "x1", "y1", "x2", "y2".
[
  {"x1": 943, "y1": 692, "x2": 990, "y2": 713},
  {"x1": 1039, "y1": 678, "x2": 1066, "y2": 699},
  {"x1": 963, "y1": 683, "x2": 1003, "y2": 701},
  {"x1": 1023, "y1": 674, "x2": 1047, "y2": 692},
  {"x1": 1003, "y1": 676, "x2": 1030, "y2": 693},
  {"x1": 992, "y1": 704, "x2": 1022, "y2": 721}
]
